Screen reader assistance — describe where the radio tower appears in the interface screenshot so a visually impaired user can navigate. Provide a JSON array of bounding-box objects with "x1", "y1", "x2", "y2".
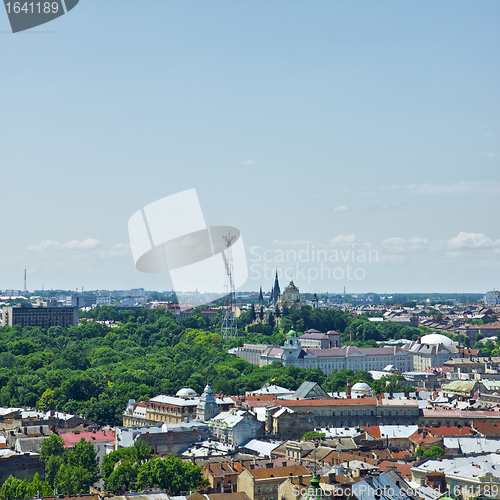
[
  {"x1": 220, "y1": 231, "x2": 238, "y2": 339},
  {"x1": 23, "y1": 267, "x2": 27, "y2": 293}
]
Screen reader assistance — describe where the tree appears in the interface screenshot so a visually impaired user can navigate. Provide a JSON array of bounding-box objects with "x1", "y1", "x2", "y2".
[
  {"x1": 259, "y1": 306, "x2": 264, "y2": 321},
  {"x1": 106, "y1": 462, "x2": 138, "y2": 494},
  {"x1": 36, "y1": 388, "x2": 56, "y2": 411},
  {"x1": 54, "y1": 463, "x2": 94, "y2": 496},
  {"x1": 40, "y1": 434, "x2": 66, "y2": 463},
  {"x1": 302, "y1": 431, "x2": 325, "y2": 440},
  {"x1": 249, "y1": 304, "x2": 256, "y2": 323},
  {"x1": 423, "y1": 446, "x2": 444, "y2": 458},
  {"x1": 268, "y1": 313, "x2": 275, "y2": 328},
  {"x1": 70, "y1": 438, "x2": 100, "y2": 484},
  {"x1": 135, "y1": 455, "x2": 207, "y2": 494},
  {"x1": 45, "y1": 455, "x2": 66, "y2": 486}
]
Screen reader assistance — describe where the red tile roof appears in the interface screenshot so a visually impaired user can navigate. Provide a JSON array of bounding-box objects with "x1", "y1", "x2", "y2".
[
  {"x1": 60, "y1": 430, "x2": 114, "y2": 447},
  {"x1": 377, "y1": 461, "x2": 413, "y2": 480},
  {"x1": 361, "y1": 426, "x2": 381, "y2": 439},
  {"x1": 418, "y1": 426, "x2": 473, "y2": 437},
  {"x1": 473, "y1": 421, "x2": 500, "y2": 436}
]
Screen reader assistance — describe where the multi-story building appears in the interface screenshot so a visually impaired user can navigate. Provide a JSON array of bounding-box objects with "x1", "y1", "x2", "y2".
[
  {"x1": 485, "y1": 290, "x2": 500, "y2": 306},
  {"x1": 209, "y1": 408, "x2": 263, "y2": 446},
  {"x1": 124, "y1": 387, "x2": 233, "y2": 426},
  {"x1": 237, "y1": 464, "x2": 310, "y2": 500},
  {"x1": 403, "y1": 336, "x2": 460, "y2": 371},
  {"x1": 420, "y1": 408, "x2": 500, "y2": 427},
  {"x1": 411, "y1": 453, "x2": 500, "y2": 500},
  {"x1": 1, "y1": 304, "x2": 78, "y2": 328},
  {"x1": 202, "y1": 462, "x2": 246, "y2": 493},
  {"x1": 253, "y1": 331, "x2": 412, "y2": 374}
]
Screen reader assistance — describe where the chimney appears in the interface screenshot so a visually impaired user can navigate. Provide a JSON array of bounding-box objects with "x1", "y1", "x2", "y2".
[
  {"x1": 298, "y1": 476, "x2": 303, "y2": 485},
  {"x1": 346, "y1": 379, "x2": 352, "y2": 399}
]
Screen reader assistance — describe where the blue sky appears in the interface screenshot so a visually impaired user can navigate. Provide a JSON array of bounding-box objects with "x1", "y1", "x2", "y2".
[{"x1": 1, "y1": 1, "x2": 499, "y2": 293}]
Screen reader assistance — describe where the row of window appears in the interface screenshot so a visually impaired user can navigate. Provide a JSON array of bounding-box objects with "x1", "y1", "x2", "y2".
[
  {"x1": 257, "y1": 485, "x2": 279, "y2": 494},
  {"x1": 313, "y1": 409, "x2": 415, "y2": 417}
]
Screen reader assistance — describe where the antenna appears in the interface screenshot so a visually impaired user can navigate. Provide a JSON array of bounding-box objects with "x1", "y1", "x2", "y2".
[
  {"x1": 220, "y1": 231, "x2": 238, "y2": 339},
  {"x1": 23, "y1": 267, "x2": 27, "y2": 293}
]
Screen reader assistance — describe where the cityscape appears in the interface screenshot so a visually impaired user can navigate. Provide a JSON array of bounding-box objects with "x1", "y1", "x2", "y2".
[{"x1": 1, "y1": 1, "x2": 499, "y2": 500}]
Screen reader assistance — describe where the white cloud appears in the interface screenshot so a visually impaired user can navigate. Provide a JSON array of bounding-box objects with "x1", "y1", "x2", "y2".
[
  {"x1": 447, "y1": 231, "x2": 500, "y2": 249},
  {"x1": 27, "y1": 238, "x2": 101, "y2": 252},
  {"x1": 240, "y1": 159, "x2": 257, "y2": 165},
  {"x1": 333, "y1": 205, "x2": 348, "y2": 212},
  {"x1": 485, "y1": 152, "x2": 498, "y2": 158},
  {"x1": 26, "y1": 239, "x2": 61, "y2": 251},
  {"x1": 63, "y1": 238, "x2": 101, "y2": 250},
  {"x1": 328, "y1": 234, "x2": 356, "y2": 244}
]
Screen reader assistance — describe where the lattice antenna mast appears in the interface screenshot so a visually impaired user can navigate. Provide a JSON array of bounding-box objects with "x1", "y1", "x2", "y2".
[
  {"x1": 221, "y1": 232, "x2": 238, "y2": 339},
  {"x1": 23, "y1": 267, "x2": 27, "y2": 293}
]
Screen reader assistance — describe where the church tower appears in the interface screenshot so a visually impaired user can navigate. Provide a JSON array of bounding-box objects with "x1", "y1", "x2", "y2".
[
  {"x1": 258, "y1": 286, "x2": 263, "y2": 307},
  {"x1": 270, "y1": 270, "x2": 280, "y2": 304}
]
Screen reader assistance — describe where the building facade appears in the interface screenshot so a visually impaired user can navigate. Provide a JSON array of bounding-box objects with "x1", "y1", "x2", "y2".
[
  {"x1": 1, "y1": 304, "x2": 78, "y2": 328},
  {"x1": 254, "y1": 332, "x2": 412, "y2": 374}
]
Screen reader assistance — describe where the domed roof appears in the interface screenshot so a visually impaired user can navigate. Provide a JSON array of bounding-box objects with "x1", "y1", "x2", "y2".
[
  {"x1": 420, "y1": 333, "x2": 453, "y2": 346},
  {"x1": 352, "y1": 382, "x2": 371, "y2": 392},
  {"x1": 287, "y1": 330, "x2": 297, "y2": 337},
  {"x1": 176, "y1": 387, "x2": 197, "y2": 398}
]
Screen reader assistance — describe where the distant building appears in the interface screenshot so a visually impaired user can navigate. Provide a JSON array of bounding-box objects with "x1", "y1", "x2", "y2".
[
  {"x1": 255, "y1": 331, "x2": 412, "y2": 374},
  {"x1": 279, "y1": 278, "x2": 305, "y2": 309},
  {"x1": 96, "y1": 296, "x2": 112, "y2": 305},
  {"x1": 269, "y1": 270, "x2": 281, "y2": 304},
  {"x1": 60, "y1": 430, "x2": 115, "y2": 465},
  {"x1": 1, "y1": 304, "x2": 78, "y2": 328},
  {"x1": 124, "y1": 389, "x2": 233, "y2": 426},
  {"x1": 196, "y1": 385, "x2": 221, "y2": 422},
  {"x1": 403, "y1": 335, "x2": 459, "y2": 371},
  {"x1": 485, "y1": 290, "x2": 500, "y2": 306},
  {"x1": 237, "y1": 464, "x2": 310, "y2": 500},
  {"x1": 209, "y1": 408, "x2": 263, "y2": 446}
]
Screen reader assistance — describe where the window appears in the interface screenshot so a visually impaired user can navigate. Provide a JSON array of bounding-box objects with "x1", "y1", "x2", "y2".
[
  {"x1": 258, "y1": 488, "x2": 262, "y2": 494},
  {"x1": 274, "y1": 485, "x2": 278, "y2": 492},
  {"x1": 265, "y1": 486, "x2": 270, "y2": 493}
]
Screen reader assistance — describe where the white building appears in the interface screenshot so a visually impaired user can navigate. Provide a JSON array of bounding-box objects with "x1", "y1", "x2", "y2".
[
  {"x1": 411, "y1": 453, "x2": 500, "y2": 498},
  {"x1": 208, "y1": 408, "x2": 263, "y2": 446},
  {"x1": 258, "y1": 331, "x2": 412, "y2": 374},
  {"x1": 485, "y1": 290, "x2": 500, "y2": 306}
]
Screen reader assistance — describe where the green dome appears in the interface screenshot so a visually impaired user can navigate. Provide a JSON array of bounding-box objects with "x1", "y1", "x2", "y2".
[{"x1": 287, "y1": 330, "x2": 297, "y2": 337}]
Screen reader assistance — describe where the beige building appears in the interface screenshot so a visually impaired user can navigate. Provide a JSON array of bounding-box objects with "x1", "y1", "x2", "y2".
[
  {"x1": 279, "y1": 279, "x2": 305, "y2": 309},
  {"x1": 237, "y1": 465, "x2": 310, "y2": 500},
  {"x1": 123, "y1": 388, "x2": 233, "y2": 426}
]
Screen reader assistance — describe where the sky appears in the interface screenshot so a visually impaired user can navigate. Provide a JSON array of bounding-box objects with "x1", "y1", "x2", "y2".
[{"x1": 1, "y1": 1, "x2": 499, "y2": 294}]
